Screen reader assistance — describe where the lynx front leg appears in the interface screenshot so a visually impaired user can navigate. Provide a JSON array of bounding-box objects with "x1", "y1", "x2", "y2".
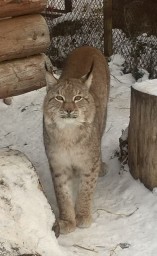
[
  {"x1": 75, "y1": 160, "x2": 100, "y2": 228},
  {"x1": 51, "y1": 166, "x2": 76, "y2": 234}
]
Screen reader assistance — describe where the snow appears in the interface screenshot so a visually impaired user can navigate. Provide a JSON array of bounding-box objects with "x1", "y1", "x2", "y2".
[
  {"x1": 0, "y1": 149, "x2": 65, "y2": 256},
  {"x1": 137, "y1": 69, "x2": 149, "y2": 82},
  {"x1": 120, "y1": 127, "x2": 128, "y2": 142},
  {"x1": 1, "y1": 54, "x2": 157, "y2": 255},
  {"x1": 133, "y1": 79, "x2": 157, "y2": 96},
  {"x1": 109, "y1": 54, "x2": 125, "y2": 76}
]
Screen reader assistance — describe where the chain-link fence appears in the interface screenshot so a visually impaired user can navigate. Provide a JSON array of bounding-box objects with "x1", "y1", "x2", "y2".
[
  {"x1": 112, "y1": 0, "x2": 157, "y2": 79},
  {"x1": 44, "y1": 0, "x2": 104, "y2": 68},
  {"x1": 44, "y1": 0, "x2": 157, "y2": 79}
]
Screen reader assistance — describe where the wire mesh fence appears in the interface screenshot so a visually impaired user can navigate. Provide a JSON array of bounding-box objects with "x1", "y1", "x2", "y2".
[
  {"x1": 44, "y1": 0, "x2": 104, "y2": 68},
  {"x1": 44, "y1": 0, "x2": 157, "y2": 79},
  {"x1": 112, "y1": 0, "x2": 157, "y2": 79}
]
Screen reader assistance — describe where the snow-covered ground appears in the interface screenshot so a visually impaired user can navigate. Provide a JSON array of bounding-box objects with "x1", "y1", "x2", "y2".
[{"x1": 1, "y1": 55, "x2": 157, "y2": 256}]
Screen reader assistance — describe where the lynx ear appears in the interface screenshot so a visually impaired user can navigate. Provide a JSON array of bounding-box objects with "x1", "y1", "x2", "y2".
[
  {"x1": 81, "y1": 62, "x2": 94, "y2": 89},
  {"x1": 46, "y1": 72, "x2": 58, "y2": 91}
]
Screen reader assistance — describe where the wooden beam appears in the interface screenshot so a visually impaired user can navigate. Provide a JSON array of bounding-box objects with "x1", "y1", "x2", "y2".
[
  {"x1": 0, "y1": 0, "x2": 47, "y2": 18},
  {"x1": 0, "y1": 14, "x2": 50, "y2": 62},
  {"x1": 103, "y1": 0, "x2": 112, "y2": 57}
]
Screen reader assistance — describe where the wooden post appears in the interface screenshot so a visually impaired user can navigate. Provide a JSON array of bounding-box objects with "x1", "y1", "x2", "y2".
[
  {"x1": 103, "y1": 0, "x2": 112, "y2": 57},
  {"x1": 65, "y1": 0, "x2": 72, "y2": 13},
  {"x1": 128, "y1": 80, "x2": 157, "y2": 190}
]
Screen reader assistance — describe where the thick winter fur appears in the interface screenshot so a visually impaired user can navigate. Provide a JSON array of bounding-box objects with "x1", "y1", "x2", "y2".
[{"x1": 43, "y1": 46, "x2": 110, "y2": 234}]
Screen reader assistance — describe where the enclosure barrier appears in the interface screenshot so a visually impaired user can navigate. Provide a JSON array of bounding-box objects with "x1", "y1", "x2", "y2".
[
  {"x1": 45, "y1": 0, "x2": 157, "y2": 78},
  {"x1": 0, "y1": 0, "x2": 50, "y2": 99}
]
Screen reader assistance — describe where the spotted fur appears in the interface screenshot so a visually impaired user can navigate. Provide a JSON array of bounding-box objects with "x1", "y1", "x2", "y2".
[{"x1": 43, "y1": 46, "x2": 110, "y2": 234}]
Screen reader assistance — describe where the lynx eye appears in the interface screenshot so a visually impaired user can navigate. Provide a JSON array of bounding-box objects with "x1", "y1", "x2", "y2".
[
  {"x1": 55, "y1": 95, "x2": 64, "y2": 102},
  {"x1": 73, "y1": 95, "x2": 83, "y2": 102}
]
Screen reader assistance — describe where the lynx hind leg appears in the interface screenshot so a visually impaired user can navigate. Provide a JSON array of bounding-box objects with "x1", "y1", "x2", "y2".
[
  {"x1": 52, "y1": 168, "x2": 76, "y2": 234},
  {"x1": 99, "y1": 161, "x2": 108, "y2": 177},
  {"x1": 75, "y1": 162, "x2": 100, "y2": 228}
]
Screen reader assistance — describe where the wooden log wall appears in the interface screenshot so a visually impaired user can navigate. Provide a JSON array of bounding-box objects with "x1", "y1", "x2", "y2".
[{"x1": 0, "y1": 0, "x2": 50, "y2": 100}]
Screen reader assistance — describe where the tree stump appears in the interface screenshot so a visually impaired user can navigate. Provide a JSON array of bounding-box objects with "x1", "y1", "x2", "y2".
[{"x1": 128, "y1": 79, "x2": 157, "y2": 190}]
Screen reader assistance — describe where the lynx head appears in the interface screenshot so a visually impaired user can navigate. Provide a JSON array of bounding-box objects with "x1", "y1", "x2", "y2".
[{"x1": 44, "y1": 71, "x2": 96, "y2": 128}]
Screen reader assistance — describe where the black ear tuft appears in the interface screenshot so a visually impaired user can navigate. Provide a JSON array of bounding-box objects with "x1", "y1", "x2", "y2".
[{"x1": 46, "y1": 72, "x2": 58, "y2": 92}]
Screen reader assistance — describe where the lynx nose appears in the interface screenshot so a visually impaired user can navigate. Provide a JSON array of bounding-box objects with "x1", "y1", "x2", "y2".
[
  {"x1": 65, "y1": 107, "x2": 74, "y2": 117},
  {"x1": 66, "y1": 109, "x2": 72, "y2": 114},
  {"x1": 64, "y1": 102, "x2": 74, "y2": 115}
]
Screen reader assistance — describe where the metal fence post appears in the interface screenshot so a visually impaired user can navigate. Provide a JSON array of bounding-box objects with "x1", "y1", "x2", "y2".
[
  {"x1": 103, "y1": 0, "x2": 112, "y2": 57},
  {"x1": 65, "y1": 0, "x2": 72, "y2": 13}
]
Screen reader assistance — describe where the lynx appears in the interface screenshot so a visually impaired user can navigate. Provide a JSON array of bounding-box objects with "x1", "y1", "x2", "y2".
[{"x1": 43, "y1": 46, "x2": 110, "y2": 234}]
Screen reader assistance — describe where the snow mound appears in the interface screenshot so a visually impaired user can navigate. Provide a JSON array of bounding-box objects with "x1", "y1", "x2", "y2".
[
  {"x1": 0, "y1": 149, "x2": 64, "y2": 256},
  {"x1": 109, "y1": 54, "x2": 125, "y2": 76},
  {"x1": 133, "y1": 79, "x2": 157, "y2": 95}
]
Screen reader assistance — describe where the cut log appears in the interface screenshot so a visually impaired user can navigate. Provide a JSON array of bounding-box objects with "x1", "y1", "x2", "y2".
[
  {"x1": 0, "y1": 54, "x2": 48, "y2": 98},
  {"x1": 0, "y1": 0, "x2": 47, "y2": 18},
  {"x1": 0, "y1": 14, "x2": 50, "y2": 62},
  {"x1": 128, "y1": 80, "x2": 157, "y2": 190}
]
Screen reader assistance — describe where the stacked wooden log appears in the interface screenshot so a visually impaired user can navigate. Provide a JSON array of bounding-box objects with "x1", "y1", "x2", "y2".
[{"x1": 0, "y1": 0, "x2": 50, "y2": 101}]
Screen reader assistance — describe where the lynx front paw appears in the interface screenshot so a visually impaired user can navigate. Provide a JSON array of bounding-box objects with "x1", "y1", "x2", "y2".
[
  {"x1": 58, "y1": 219, "x2": 76, "y2": 234},
  {"x1": 52, "y1": 219, "x2": 60, "y2": 238},
  {"x1": 76, "y1": 214, "x2": 92, "y2": 228},
  {"x1": 99, "y1": 162, "x2": 108, "y2": 177}
]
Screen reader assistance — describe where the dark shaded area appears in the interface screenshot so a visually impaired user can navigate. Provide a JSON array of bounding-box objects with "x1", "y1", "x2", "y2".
[
  {"x1": 113, "y1": 0, "x2": 157, "y2": 37},
  {"x1": 44, "y1": 0, "x2": 157, "y2": 78},
  {"x1": 50, "y1": 20, "x2": 82, "y2": 37},
  {"x1": 20, "y1": 254, "x2": 41, "y2": 256}
]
